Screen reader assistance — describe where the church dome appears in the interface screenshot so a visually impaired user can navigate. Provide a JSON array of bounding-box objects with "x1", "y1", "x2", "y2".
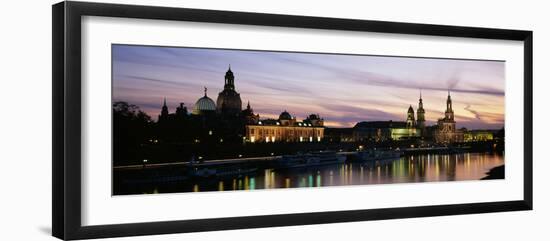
[
  {"x1": 193, "y1": 88, "x2": 216, "y2": 115},
  {"x1": 216, "y1": 89, "x2": 242, "y2": 114},
  {"x1": 279, "y1": 110, "x2": 292, "y2": 120}
]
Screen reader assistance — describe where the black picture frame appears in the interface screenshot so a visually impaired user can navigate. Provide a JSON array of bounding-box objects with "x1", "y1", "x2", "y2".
[{"x1": 52, "y1": 1, "x2": 533, "y2": 240}]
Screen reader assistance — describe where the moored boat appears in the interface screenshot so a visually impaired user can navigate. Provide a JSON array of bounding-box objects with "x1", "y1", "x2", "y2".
[
  {"x1": 277, "y1": 151, "x2": 345, "y2": 169},
  {"x1": 355, "y1": 149, "x2": 403, "y2": 162}
]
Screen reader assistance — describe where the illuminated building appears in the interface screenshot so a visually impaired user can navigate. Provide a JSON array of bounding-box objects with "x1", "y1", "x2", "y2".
[
  {"x1": 245, "y1": 111, "x2": 324, "y2": 143},
  {"x1": 353, "y1": 121, "x2": 419, "y2": 142},
  {"x1": 193, "y1": 87, "x2": 217, "y2": 115},
  {"x1": 434, "y1": 91, "x2": 464, "y2": 143},
  {"x1": 463, "y1": 130, "x2": 494, "y2": 142}
]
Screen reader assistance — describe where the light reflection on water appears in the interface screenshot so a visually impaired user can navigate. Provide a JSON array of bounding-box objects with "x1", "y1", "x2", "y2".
[{"x1": 150, "y1": 152, "x2": 504, "y2": 194}]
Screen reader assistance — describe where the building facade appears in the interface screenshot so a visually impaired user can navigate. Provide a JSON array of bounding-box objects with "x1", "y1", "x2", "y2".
[
  {"x1": 245, "y1": 111, "x2": 324, "y2": 143},
  {"x1": 353, "y1": 121, "x2": 420, "y2": 142},
  {"x1": 463, "y1": 130, "x2": 494, "y2": 142}
]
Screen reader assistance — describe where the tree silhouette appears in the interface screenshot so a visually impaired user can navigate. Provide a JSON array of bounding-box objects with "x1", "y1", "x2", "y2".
[{"x1": 113, "y1": 101, "x2": 152, "y2": 165}]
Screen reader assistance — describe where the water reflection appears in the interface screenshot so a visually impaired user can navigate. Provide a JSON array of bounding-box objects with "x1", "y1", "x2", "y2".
[{"x1": 136, "y1": 152, "x2": 504, "y2": 194}]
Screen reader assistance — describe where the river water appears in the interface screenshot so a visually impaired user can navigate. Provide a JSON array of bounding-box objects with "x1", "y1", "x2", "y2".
[{"x1": 123, "y1": 152, "x2": 504, "y2": 195}]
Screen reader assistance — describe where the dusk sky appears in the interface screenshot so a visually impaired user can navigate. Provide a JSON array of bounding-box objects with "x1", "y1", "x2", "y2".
[{"x1": 112, "y1": 45, "x2": 505, "y2": 129}]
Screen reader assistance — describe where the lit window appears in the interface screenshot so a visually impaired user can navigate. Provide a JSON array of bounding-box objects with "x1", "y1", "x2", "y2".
[
  {"x1": 317, "y1": 137, "x2": 321, "y2": 142},
  {"x1": 266, "y1": 137, "x2": 270, "y2": 142},
  {"x1": 250, "y1": 137, "x2": 255, "y2": 143},
  {"x1": 271, "y1": 136, "x2": 275, "y2": 142},
  {"x1": 309, "y1": 136, "x2": 313, "y2": 142},
  {"x1": 300, "y1": 136, "x2": 303, "y2": 142}
]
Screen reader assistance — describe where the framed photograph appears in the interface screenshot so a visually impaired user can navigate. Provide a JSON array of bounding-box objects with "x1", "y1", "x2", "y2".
[{"x1": 52, "y1": 1, "x2": 533, "y2": 240}]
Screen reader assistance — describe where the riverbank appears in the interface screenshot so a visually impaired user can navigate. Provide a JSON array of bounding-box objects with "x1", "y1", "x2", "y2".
[{"x1": 481, "y1": 165, "x2": 505, "y2": 180}]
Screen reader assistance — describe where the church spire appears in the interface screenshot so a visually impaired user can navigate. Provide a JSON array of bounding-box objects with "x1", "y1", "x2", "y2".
[
  {"x1": 447, "y1": 90, "x2": 452, "y2": 110},
  {"x1": 160, "y1": 97, "x2": 169, "y2": 119},
  {"x1": 419, "y1": 90, "x2": 423, "y2": 107},
  {"x1": 416, "y1": 90, "x2": 426, "y2": 133},
  {"x1": 204, "y1": 86, "x2": 208, "y2": 97},
  {"x1": 445, "y1": 90, "x2": 454, "y2": 120}
]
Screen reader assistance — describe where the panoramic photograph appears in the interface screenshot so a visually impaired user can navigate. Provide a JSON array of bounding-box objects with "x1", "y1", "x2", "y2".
[{"x1": 112, "y1": 44, "x2": 505, "y2": 195}]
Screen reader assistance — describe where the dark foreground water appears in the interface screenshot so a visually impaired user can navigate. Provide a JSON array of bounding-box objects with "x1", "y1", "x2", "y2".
[{"x1": 114, "y1": 152, "x2": 504, "y2": 195}]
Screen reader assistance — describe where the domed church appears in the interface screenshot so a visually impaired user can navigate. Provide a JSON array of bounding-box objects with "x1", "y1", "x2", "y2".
[
  {"x1": 216, "y1": 65, "x2": 242, "y2": 115},
  {"x1": 193, "y1": 87, "x2": 217, "y2": 115}
]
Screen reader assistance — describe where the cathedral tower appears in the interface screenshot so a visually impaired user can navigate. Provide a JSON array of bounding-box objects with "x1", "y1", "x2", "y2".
[
  {"x1": 445, "y1": 90, "x2": 454, "y2": 120},
  {"x1": 434, "y1": 90, "x2": 462, "y2": 143},
  {"x1": 224, "y1": 65, "x2": 235, "y2": 90},
  {"x1": 406, "y1": 105, "x2": 416, "y2": 128},
  {"x1": 417, "y1": 90, "x2": 426, "y2": 130},
  {"x1": 159, "y1": 97, "x2": 169, "y2": 121},
  {"x1": 216, "y1": 65, "x2": 242, "y2": 115}
]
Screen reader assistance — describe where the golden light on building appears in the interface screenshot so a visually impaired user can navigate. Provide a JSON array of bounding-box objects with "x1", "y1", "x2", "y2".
[
  {"x1": 245, "y1": 111, "x2": 324, "y2": 143},
  {"x1": 464, "y1": 130, "x2": 494, "y2": 142}
]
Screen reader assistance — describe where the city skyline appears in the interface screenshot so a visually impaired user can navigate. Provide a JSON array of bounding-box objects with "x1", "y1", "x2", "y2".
[{"x1": 113, "y1": 44, "x2": 505, "y2": 129}]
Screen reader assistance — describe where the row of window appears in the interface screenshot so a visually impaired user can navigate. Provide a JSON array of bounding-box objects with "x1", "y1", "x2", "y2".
[
  {"x1": 249, "y1": 136, "x2": 322, "y2": 143},
  {"x1": 248, "y1": 128, "x2": 322, "y2": 136}
]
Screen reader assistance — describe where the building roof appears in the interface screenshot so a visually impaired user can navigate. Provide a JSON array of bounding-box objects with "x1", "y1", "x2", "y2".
[
  {"x1": 193, "y1": 95, "x2": 216, "y2": 114},
  {"x1": 279, "y1": 110, "x2": 292, "y2": 120},
  {"x1": 354, "y1": 121, "x2": 407, "y2": 129}
]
